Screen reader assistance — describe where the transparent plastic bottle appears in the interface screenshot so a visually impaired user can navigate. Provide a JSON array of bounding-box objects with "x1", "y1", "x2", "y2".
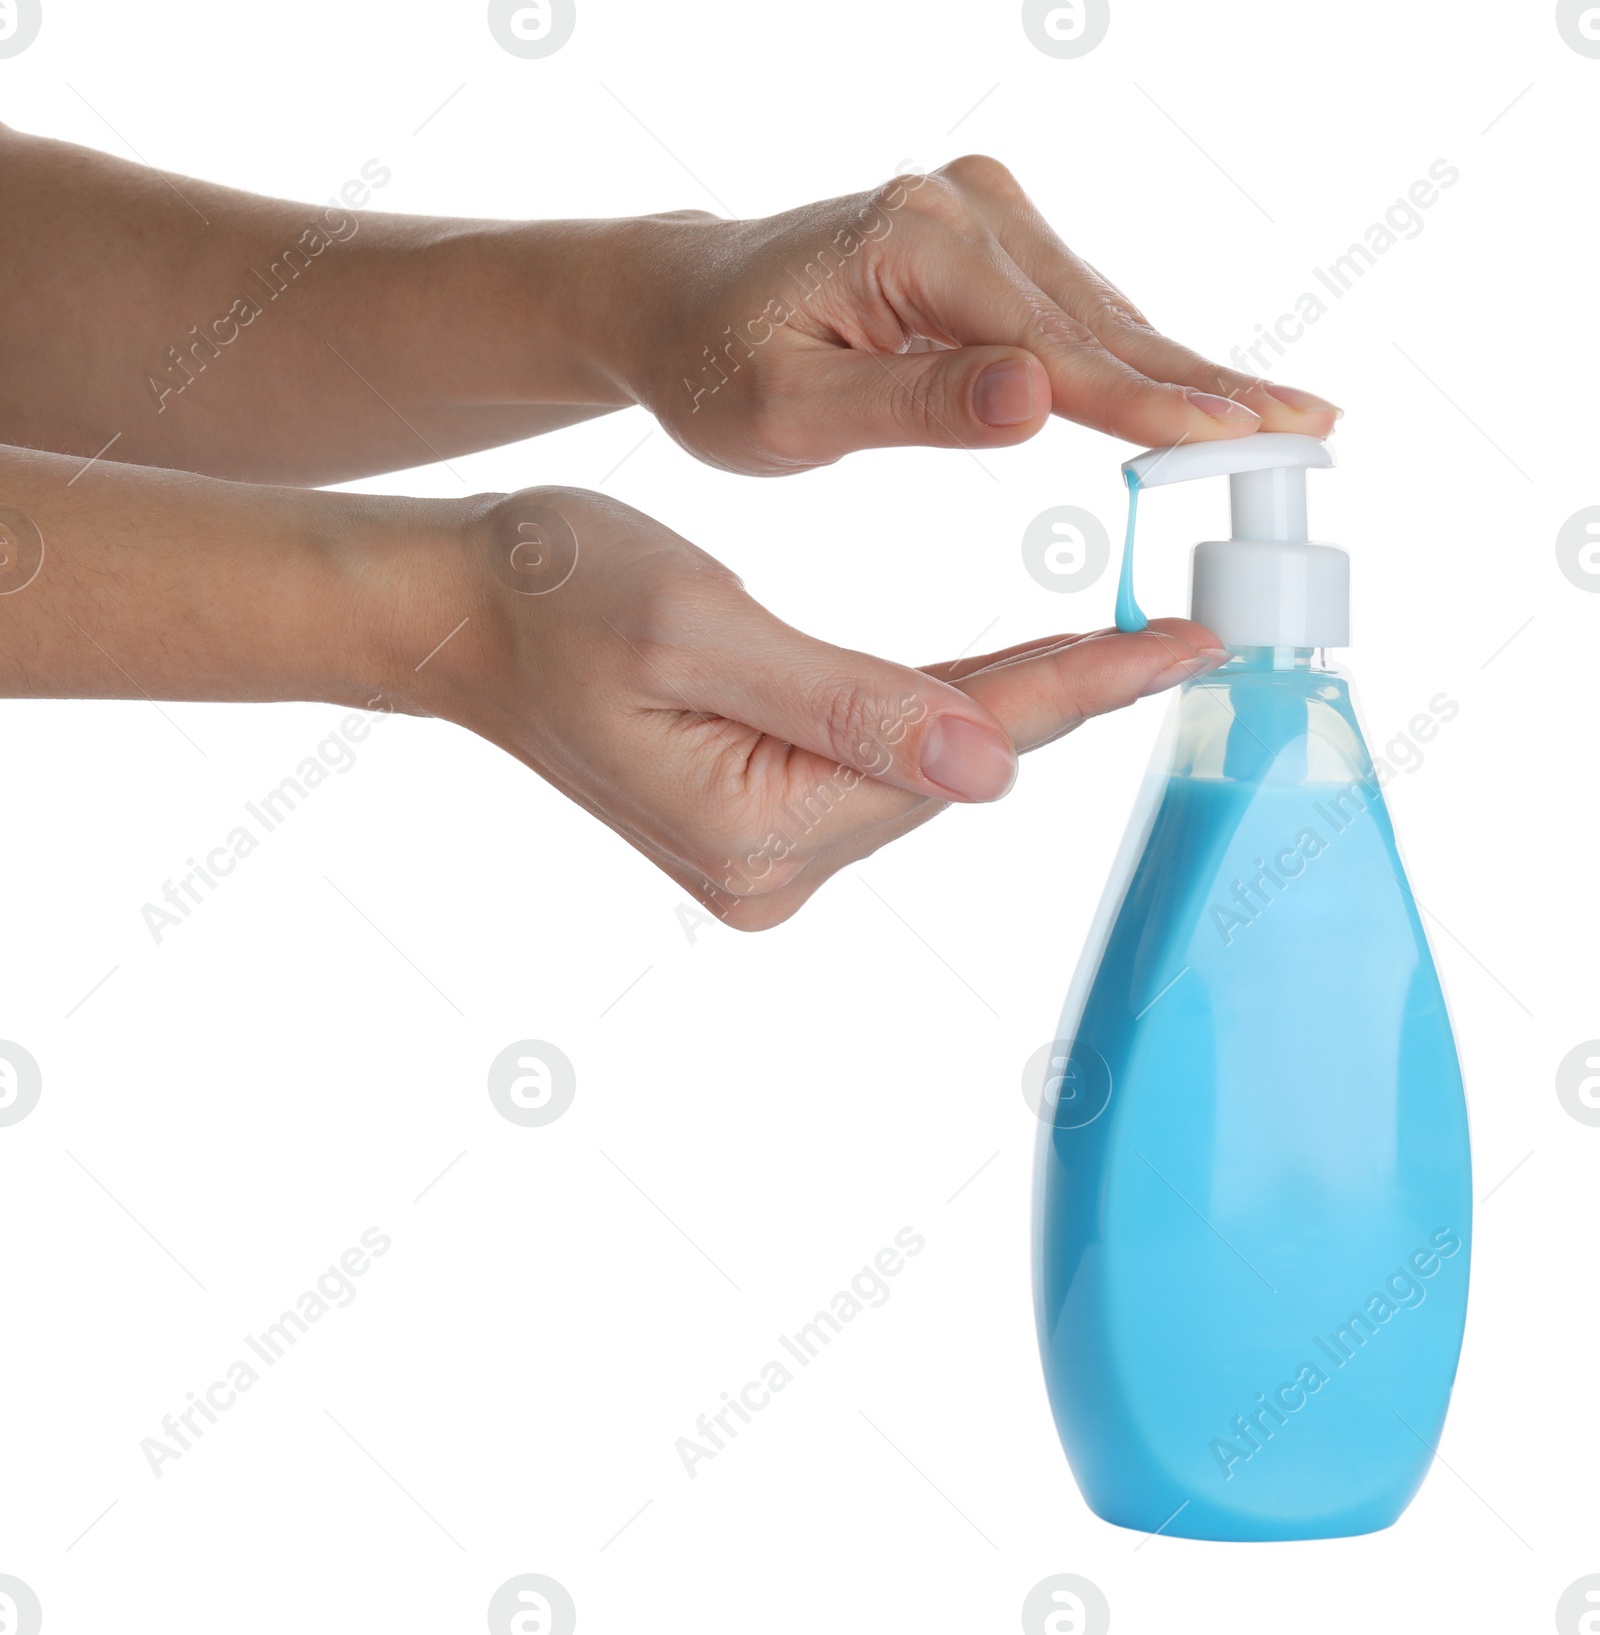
[{"x1": 1032, "y1": 441, "x2": 1472, "y2": 1542}]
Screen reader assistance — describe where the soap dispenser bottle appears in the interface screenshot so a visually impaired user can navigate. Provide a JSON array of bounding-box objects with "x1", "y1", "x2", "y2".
[{"x1": 1032, "y1": 434, "x2": 1471, "y2": 1542}]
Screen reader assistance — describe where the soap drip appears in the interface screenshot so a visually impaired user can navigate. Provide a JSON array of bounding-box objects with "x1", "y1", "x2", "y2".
[{"x1": 1115, "y1": 468, "x2": 1147, "y2": 634}]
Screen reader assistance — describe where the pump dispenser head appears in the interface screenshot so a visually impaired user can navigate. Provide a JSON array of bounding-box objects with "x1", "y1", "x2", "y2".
[{"x1": 1121, "y1": 433, "x2": 1347, "y2": 649}]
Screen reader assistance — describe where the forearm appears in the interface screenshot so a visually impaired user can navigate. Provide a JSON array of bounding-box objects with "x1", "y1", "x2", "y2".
[
  {"x1": 0, "y1": 125, "x2": 675, "y2": 485},
  {"x1": 0, "y1": 441, "x2": 471, "y2": 706}
]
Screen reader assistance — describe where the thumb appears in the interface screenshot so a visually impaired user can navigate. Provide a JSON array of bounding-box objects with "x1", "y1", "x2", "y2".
[
  {"x1": 695, "y1": 604, "x2": 1020, "y2": 802},
  {"x1": 783, "y1": 344, "x2": 1051, "y2": 459}
]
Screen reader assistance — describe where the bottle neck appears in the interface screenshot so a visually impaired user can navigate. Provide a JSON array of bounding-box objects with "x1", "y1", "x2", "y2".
[{"x1": 1221, "y1": 645, "x2": 1324, "y2": 673}]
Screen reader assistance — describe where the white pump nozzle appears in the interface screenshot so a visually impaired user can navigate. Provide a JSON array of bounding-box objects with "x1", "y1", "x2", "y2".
[{"x1": 1122, "y1": 433, "x2": 1348, "y2": 648}]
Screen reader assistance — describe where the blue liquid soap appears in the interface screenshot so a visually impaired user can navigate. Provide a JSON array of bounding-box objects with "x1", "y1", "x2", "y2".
[
  {"x1": 1115, "y1": 469, "x2": 1147, "y2": 634},
  {"x1": 1032, "y1": 649, "x2": 1471, "y2": 1541}
]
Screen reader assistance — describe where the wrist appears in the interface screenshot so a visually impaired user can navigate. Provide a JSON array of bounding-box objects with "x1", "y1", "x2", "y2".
[
  {"x1": 324, "y1": 491, "x2": 502, "y2": 719},
  {"x1": 408, "y1": 219, "x2": 657, "y2": 412},
  {"x1": 503, "y1": 215, "x2": 724, "y2": 411},
  {"x1": 361, "y1": 485, "x2": 603, "y2": 765},
  {"x1": 392, "y1": 215, "x2": 725, "y2": 418}
]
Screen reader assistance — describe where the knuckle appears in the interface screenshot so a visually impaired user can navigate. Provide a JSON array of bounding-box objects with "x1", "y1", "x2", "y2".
[
  {"x1": 815, "y1": 677, "x2": 888, "y2": 768},
  {"x1": 1083, "y1": 284, "x2": 1155, "y2": 336},
  {"x1": 940, "y1": 152, "x2": 1023, "y2": 201},
  {"x1": 866, "y1": 166, "x2": 958, "y2": 224},
  {"x1": 893, "y1": 360, "x2": 965, "y2": 444},
  {"x1": 1019, "y1": 283, "x2": 1098, "y2": 351},
  {"x1": 814, "y1": 675, "x2": 925, "y2": 778},
  {"x1": 899, "y1": 172, "x2": 977, "y2": 231}
]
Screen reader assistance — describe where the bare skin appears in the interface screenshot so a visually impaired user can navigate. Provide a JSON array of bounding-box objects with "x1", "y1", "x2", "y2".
[
  {"x1": 0, "y1": 450, "x2": 1224, "y2": 926},
  {"x1": 0, "y1": 134, "x2": 1334, "y2": 926},
  {"x1": 0, "y1": 133, "x2": 1337, "y2": 484}
]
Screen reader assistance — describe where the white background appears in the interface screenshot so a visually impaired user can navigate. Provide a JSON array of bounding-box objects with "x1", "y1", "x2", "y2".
[{"x1": 1, "y1": 2, "x2": 1596, "y2": 1631}]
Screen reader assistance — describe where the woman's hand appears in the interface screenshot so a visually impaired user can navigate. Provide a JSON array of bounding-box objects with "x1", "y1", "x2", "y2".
[
  {"x1": 0, "y1": 445, "x2": 1221, "y2": 933},
  {"x1": 399, "y1": 487, "x2": 1225, "y2": 930},
  {"x1": 0, "y1": 133, "x2": 1339, "y2": 485},
  {"x1": 610, "y1": 156, "x2": 1340, "y2": 476}
]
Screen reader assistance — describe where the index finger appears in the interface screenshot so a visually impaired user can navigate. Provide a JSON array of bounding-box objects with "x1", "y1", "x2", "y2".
[
  {"x1": 889, "y1": 197, "x2": 1262, "y2": 445},
  {"x1": 937, "y1": 156, "x2": 1342, "y2": 434}
]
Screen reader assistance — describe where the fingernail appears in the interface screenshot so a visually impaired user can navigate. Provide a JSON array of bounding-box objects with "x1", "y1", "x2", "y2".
[
  {"x1": 1187, "y1": 390, "x2": 1261, "y2": 425},
  {"x1": 921, "y1": 715, "x2": 1018, "y2": 800},
  {"x1": 974, "y1": 359, "x2": 1036, "y2": 427},
  {"x1": 1137, "y1": 649, "x2": 1228, "y2": 699},
  {"x1": 1264, "y1": 383, "x2": 1344, "y2": 419}
]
